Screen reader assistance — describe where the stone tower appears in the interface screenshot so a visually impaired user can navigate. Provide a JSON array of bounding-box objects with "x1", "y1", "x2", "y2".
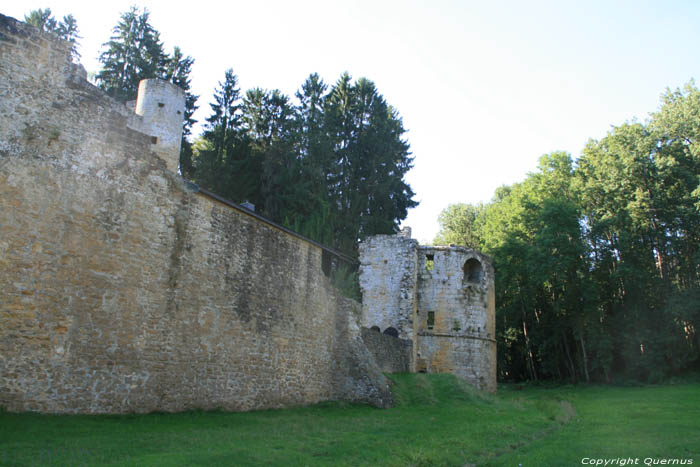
[
  {"x1": 130, "y1": 79, "x2": 186, "y2": 173},
  {"x1": 359, "y1": 230, "x2": 497, "y2": 392}
]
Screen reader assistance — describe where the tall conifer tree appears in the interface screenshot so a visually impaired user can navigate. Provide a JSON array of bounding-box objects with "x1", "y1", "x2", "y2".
[
  {"x1": 96, "y1": 7, "x2": 197, "y2": 173},
  {"x1": 96, "y1": 7, "x2": 167, "y2": 102}
]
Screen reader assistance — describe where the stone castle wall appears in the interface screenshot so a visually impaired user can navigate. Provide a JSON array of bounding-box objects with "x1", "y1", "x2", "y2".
[
  {"x1": 0, "y1": 14, "x2": 390, "y2": 413},
  {"x1": 360, "y1": 328, "x2": 413, "y2": 373},
  {"x1": 358, "y1": 234, "x2": 418, "y2": 341}
]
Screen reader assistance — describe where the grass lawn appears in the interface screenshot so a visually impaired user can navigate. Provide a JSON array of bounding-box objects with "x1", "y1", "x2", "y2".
[{"x1": 1, "y1": 374, "x2": 698, "y2": 466}]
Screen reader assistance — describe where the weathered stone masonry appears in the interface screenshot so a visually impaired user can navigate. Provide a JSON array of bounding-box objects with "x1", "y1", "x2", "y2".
[
  {"x1": 0, "y1": 14, "x2": 390, "y2": 413},
  {"x1": 359, "y1": 230, "x2": 497, "y2": 392},
  {"x1": 0, "y1": 14, "x2": 497, "y2": 414},
  {"x1": 360, "y1": 327, "x2": 412, "y2": 373}
]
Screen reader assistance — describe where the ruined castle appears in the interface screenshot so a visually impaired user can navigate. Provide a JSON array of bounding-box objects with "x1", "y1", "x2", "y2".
[
  {"x1": 359, "y1": 231, "x2": 496, "y2": 392},
  {"x1": 0, "y1": 14, "x2": 495, "y2": 414}
]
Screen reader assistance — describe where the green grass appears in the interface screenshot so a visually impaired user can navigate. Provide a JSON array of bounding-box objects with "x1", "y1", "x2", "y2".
[
  {"x1": 489, "y1": 382, "x2": 700, "y2": 466},
  {"x1": 0, "y1": 374, "x2": 698, "y2": 466}
]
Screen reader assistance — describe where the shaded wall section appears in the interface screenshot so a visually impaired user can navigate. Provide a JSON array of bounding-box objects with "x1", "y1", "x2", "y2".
[
  {"x1": 0, "y1": 14, "x2": 390, "y2": 413},
  {"x1": 360, "y1": 328, "x2": 412, "y2": 373}
]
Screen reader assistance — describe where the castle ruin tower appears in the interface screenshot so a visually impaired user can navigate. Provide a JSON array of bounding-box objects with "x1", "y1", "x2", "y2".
[
  {"x1": 359, "y1": 230, "x2": 497, "y2": 392},
  {"x1": 134, "y1": 79, "x2": 186, "y2": 173}
]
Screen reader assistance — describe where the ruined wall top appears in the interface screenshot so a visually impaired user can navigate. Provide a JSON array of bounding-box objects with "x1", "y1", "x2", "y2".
[
  {"x1": 0, "y1": 13, "x2": 184, "y2": 174},
  {"x1": 397, "y1": 226, "x2": 412, "y2": 238},
  {"x1": 417, "y1": 245, "x2": 493, "y2": 287},
  {"x1": 358, "y1": 231, "x2": 496, "y2": 339}
]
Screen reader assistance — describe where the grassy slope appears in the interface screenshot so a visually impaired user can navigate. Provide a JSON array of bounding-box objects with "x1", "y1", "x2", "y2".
[
  {"x1": 490, "y1": 383, "x2": 700, "y2": 466},
  {"x1": 0, "y1": 375, "x2": 698, "y2": 466}
]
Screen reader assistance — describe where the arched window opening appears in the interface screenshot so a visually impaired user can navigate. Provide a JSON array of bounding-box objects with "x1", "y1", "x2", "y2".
[
  {"x1": 383, "y1": 327, "x2": 399, "y2": 338},
  {"x1": 463, "y1": 258, "x2": 483, "y2": 283},
  {"x1": 370, "y1": 325, "x2": 380, "y2": 332}
]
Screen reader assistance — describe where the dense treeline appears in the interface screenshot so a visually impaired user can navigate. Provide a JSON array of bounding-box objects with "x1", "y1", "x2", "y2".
[
  {"x1": 192, "y1": 70, "x2": 417, "y2": 254},
  {"x1": 436, "y1": 83, "x2": 700, "y2": 383},
  {"x1": 25, "y1": 7, "x2": 416, "y2": 257}
]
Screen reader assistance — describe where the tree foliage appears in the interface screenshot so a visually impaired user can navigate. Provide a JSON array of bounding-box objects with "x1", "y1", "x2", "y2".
[
  {"x1": 433, "y1": 203, "x2": 485, "y2": 248},
  {"x1": 190, "y1": 71, "x2": 417, "y2": 256},
  {"x1": 165, "y1": 46, "x2": 199, "y2": 178},
  {"x1": 25, "y1": 8, "x2": 81, "y2": 61},
  {"x1": 436, "y1": 84, "x2": 700, "y2": 383},
  {"x1": 96, "y1": 7, "x2": 167, "y2": 102},
  {"x1": 95, "y1": 7, "x2": 198, "y2": 174}
]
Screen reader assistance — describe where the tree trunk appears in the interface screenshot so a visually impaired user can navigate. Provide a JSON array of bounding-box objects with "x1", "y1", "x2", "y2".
[
  {"x1": 517, "y1": 281, "x2": 538, "y2": 381},
  {"x1": 523, "y1": 318, "x2": 538, "y2": 381},
  {"x1": 579, "y1": 335, "x2": 590, "y2": 382},
  {"x1": 562, "y1": 331, "x2": 577, "y2": 382}
]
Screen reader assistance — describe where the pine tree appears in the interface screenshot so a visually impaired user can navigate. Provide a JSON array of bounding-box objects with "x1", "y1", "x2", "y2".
[
  {"x1": 292, "y1": 74, "x2": 336, "y2": 243},
  {"x1": 24, "y1": 8, "x2": 57, "y2": 32},
  {"x1": 96, "y1": 7, "x2": 167, "y2": 102},
  {"x1": 193, "y1": 70, "x2": 417, "y2": 256},
  {"x1": 96, "y1": 7, "x2": 198, "y2": 175},
  {"x1": 193, "y1": 69, "x2": 246, "y2": 197},
  {"x1": 205, "y1": 69, "x2": 243, "y2": 166},
  {"x1": 324, "y1": 73, "x2": 417, "y2": 252},
  {"x1": 242, "y1": 88, "x2": 298, "y2": 219},
  {"x1": 164, "y1": 47, "x2": 198, "y2": 177}
]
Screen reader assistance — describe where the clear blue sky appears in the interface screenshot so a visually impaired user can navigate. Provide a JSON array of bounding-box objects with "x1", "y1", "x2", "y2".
[{"x1": 5, "y1": 1, "x2": 700, "y2": 243}]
